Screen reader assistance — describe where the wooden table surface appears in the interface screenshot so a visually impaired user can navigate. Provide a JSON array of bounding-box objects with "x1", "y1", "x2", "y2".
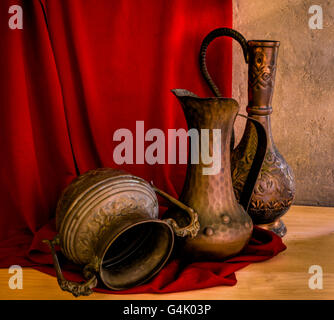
[{"x1": 0, "y1": 205, "x2": 333, "y2": 300}]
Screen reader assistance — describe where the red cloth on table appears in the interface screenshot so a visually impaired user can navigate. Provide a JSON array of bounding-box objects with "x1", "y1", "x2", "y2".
[
  {"x1": 0, "y1": 0, "x2": 286, "y2": 293},
  {"x1": 28, "y1": 220, "x2": 286, "y2": 293}
]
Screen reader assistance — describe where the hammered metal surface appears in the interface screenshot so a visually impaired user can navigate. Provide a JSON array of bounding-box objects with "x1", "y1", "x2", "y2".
[{"x1": 165, "y1": 90, "x2": 253, "y2": 260}]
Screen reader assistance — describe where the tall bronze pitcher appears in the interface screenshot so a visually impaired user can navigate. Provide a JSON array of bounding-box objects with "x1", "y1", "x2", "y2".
[
  {"x1": 199, "y1": 28, "x2": 296, "y2": 237},
  {"x1": 163, "y1": 89, "x2": 267, "y2": 260}
]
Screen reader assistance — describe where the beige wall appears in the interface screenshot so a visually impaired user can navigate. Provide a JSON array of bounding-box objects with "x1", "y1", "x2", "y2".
[{"x1": 232, "y1": 0, "x2": 334, "y2": 206}]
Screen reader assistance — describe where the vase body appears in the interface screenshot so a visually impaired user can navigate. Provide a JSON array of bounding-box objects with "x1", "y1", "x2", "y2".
[
  {"x1": 199, "y1": 28, "x2": 296, "y2": 237},
  {"x1": 165, "y1": 89, "x2": 254, "y2": 260}
]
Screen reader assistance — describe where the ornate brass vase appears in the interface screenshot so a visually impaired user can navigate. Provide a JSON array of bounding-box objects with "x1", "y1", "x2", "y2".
[
  {"x1": 44, "y1": 168, "x2": 199, "y2": 297},
  {"x1": 199, "y1": 28, "x2": 296, "y2": 237},
  {"x1": 163, "y1": 89, "x2": 267, "y2": 260}
]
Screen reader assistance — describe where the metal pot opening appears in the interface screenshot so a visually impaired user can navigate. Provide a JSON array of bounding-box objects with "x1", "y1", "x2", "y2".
[{"x1": 100, "y1": 220, "x2": 174, "y2": 290}]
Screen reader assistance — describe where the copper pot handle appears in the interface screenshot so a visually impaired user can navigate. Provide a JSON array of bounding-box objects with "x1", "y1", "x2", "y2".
[
  {"x1": 43, "y1": 237, "x2": 98, "y2": 297},
  {"x1": 150, "y1": 183, "x2": 200, "y2": 238},
  {"x1": 199, "y1": 27, "x2": 248, "y2": 97}
]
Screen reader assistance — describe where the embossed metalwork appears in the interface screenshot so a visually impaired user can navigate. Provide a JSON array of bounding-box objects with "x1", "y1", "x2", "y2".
[
  {"x1": 163, "y1": 89, "x2": 267, "y2": 260},
  {"x1": 199, "y1": 28, "x2": 296, "y2": 237},
  {"x1": 43, "y1": 238, "x2": 98, "y2": 297},
  {"x1": 44, "y1": 168, "x2": 199, "y2": 296}
]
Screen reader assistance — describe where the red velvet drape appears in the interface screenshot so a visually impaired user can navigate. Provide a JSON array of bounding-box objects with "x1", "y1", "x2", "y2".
[{"x1": 0, "y1": 0, "x2": 233, "y2": 267}]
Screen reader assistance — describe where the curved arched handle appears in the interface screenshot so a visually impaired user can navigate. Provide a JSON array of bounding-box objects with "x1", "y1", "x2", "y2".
[
  {"x1": 199, "y1": 27, "x2": 249, "y2": 97},
  {"x1": 150, "y1": 183, "x2": 200, "y2": 238},
  {"x1": 234, "y1": 114, "x2": 268, "y2": 212},
  {"x1": 43, "y1": 237, "x2": 98, "y2": 297}
]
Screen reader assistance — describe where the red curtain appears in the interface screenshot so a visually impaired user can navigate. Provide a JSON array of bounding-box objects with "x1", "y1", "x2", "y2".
[{"x1": 0, "y1": 0, "x2": 232, "y2": 267}]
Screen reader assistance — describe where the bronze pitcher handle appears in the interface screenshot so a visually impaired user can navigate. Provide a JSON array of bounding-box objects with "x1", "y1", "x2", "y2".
[
  {"x1": 199, "y1": 27, "x2": 248, "y2": 97},
  {"x1": 199, "y1": 27, "x2": 249, "y2": 150},
  {"x1": 43, "y1": 237, "x2": 98, "y2": 297},
  {"x1": 150, "y1": 183, "x2": 200, "y2": 239},
  {"x1": 199, "y1": 28, "x2": 268, "y2": 213}
]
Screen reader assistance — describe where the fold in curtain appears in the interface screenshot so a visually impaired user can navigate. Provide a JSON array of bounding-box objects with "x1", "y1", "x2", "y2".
[{"x1": 0, "y1": 0, "x2": 233, "y2": 267}]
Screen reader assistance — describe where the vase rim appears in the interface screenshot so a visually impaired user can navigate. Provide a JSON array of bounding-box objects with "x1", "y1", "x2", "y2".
[{"x1": 248, "y1": 40, "x2": 280, "y2": 47}]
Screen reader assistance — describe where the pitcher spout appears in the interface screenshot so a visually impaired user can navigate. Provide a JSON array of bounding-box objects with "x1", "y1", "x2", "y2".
[{"x1": 171, "y1": 89, "x2": 199, "y2": 99}]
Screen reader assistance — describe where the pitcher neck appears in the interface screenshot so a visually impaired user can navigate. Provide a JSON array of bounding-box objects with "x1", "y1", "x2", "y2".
[
  {"x1": 247, "y1": 114, "x2": 276, "y2": 152},
  {"x1": 246, "y1": 40, "x2": 280, "y2": 116}
]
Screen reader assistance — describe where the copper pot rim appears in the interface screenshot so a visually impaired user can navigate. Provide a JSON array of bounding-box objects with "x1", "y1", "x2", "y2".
[{"x1": 98, "y1": 218, "x2": 175, "y2": 290}]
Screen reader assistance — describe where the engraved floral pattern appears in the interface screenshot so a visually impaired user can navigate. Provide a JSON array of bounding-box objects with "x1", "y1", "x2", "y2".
[
  {"x1": 249, "y1": 48, "x2": 276, "y2": 90},
  {"x1": 232, "y1": 121, "x2": 295, "y2": 224},
  {"x1": 76, "y1": 196, "x2": 154, "y2": 262}
]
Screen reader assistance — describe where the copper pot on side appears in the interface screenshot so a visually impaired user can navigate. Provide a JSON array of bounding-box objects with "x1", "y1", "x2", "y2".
[{"x1": 44, "y1": 168, "x2": 199, "y2": 297}]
